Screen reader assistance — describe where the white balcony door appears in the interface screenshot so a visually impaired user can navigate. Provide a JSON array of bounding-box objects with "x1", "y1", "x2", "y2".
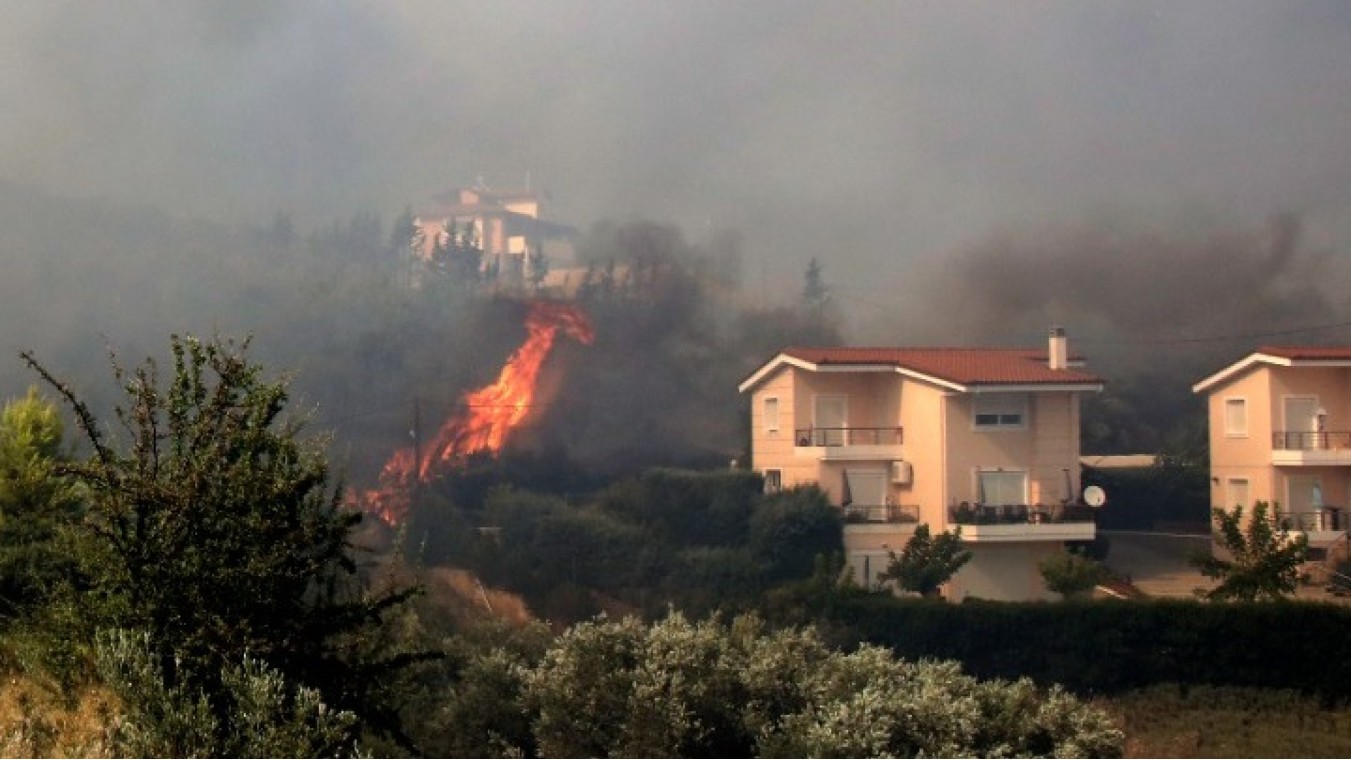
[
  {"x1": 845, "y1": 468, "x2": 887, "y2": 508},
  {"x1": 1285, "y1": 396, "x2": 1319, "y2": 447},
  {"x1": 1286, "y1": 475, "x2": 1323, "y2": 524},
  {"x1": 814, "y1": 394, "x2": 848, "y2": 446}
]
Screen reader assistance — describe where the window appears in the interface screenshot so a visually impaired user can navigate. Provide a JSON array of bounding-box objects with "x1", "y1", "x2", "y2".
[
  {"x1": 978, "y1": 470, "x2": 1027, "y2": 505},
  {"x1": 1224, "y1": 398, "x2": 1247, "y2": 437},
  {"x1": 844, "y1": 468, "x2": 887, "y2": 507},
  {"x1": 974, "y1": 394, "x2": 1027, "y2": 430},
  {"x1": 763, "y1": 469, "x2": 782, "y2": 493},
  {"x1": 763, "y1": 397, "x2": 779, "y2": 434},
  {"x1": 814, "y1": 394, "x2": 848, "y2": 445},
  {"x1": 1226, "y1": 478, "x2": 1249, "y2": 510}
]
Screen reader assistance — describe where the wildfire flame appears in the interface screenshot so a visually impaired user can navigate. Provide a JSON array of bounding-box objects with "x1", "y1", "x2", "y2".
[{"x1": 359, "y1": 301, "x2": 594, "y2": 525}]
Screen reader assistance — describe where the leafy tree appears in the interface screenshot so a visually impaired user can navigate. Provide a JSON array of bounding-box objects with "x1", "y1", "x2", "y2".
[
  {"x1": 1192, "y1": 501, "x2": 1309, "y2": 602},
  {"x1": 22, "y1": 335, "x2": 422, "y2": 747},
  {"x1": 878, "y1": 523, "x2": 972, "y2": 598},
  {"x1": 748, "y1": 486, "x2": 843, "y2": 584},
  {"x1": 0, "y1": 386, "x2": 81, "y2": 616},
  {"x1": 1039, "y1": 550, "x2": 1110, "y2": 600}
]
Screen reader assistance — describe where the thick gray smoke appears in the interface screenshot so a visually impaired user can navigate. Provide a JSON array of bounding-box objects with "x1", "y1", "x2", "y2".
[
  {"x1": 883, "y1": 215, "x2": 1347, "y2": 361},
  {"x1": 4, "y1": 2, "x2": 1351, "y2": 288}
]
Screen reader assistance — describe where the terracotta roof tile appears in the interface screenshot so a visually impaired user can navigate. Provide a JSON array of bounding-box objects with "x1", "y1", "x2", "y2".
[
  {"x1": 1256, "y1": 345, "x2": 1351, "y2": 360},
  {"x1": 781, "y1": 346, "x2": 1103, "y2": 386}
]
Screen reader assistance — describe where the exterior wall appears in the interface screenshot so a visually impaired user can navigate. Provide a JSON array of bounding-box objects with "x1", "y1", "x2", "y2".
[
  {"x1": 748, "y1": 367, "x2": 822, "y2": 491},
  {"x1": 1267, "y1": 365, "x2": 1351, "y2": 442},
  {"x1": 942, "y1": 391, "x2": 1084, "y2": 516},
  {"x1": 897, "y1": 380, "x2": 950, "y2": 525},
  {"x1": 948, "y1": 543, "x2": 1059, "y2": 601},
  {"x1": 504, "y1": 199, "x2": 540, "y2": 218},
  {"x1": 1031, "y1": 392, "x2": 1083, "y2": 503},
  {"x1": 1206, "y1": 368, "x2": 1275, "y2": 509}
]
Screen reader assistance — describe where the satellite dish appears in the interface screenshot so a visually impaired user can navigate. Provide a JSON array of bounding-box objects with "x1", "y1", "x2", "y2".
[{"x1": 1083, "y1": 485, "x2": 1106, "y2": 508}]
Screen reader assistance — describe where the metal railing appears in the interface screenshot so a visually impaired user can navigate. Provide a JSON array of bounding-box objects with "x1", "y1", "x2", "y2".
[
  {"x1": 842, "y1": 503, "x2": 920, "y2": 524},
  {"x1": 794, "y1": 427, "x2": 904, "y2": 447},
  {"x1": 1272, "y1": 431, "x2": 1351, "y2": 450},
  {"x1": 947, "y1": 502, "x2": 1097, "y2": 526},
  {"x1": 1276, "y1": 508, "x2": 1346, "y2": 532}
]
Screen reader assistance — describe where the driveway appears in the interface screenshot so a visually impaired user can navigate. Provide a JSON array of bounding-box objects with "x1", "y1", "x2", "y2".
[{"x1": 1101, "y1": 530, "x2": 1213, "y2": 598}]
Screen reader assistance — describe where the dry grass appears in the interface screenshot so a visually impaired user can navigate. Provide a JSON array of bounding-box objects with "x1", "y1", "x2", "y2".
[
  {"x1": 0, "y1": 673, "x2": 119, "y2": 758},
  {"x1": 420, "y1": 566, "x2": 534, "y2": 626},
  {"x1": 1104, "y1": 684, "x2": 1351, "y2": 758}
]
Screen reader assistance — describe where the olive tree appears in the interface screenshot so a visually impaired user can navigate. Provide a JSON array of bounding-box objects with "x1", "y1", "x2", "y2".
[{"x1": 509, "y1": 613, "x2": 1124, "y2": 758}]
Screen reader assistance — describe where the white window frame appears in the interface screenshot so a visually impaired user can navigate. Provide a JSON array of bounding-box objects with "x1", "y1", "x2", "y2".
[
  {"x1": 1223, "y1": 397, "x2": 1248, "y2": 438},
  {"x1": 977, "y1": 468, "x2": 1029, "y2": 505},
  {"x1": 1226, "y1": 478, "x2": 1250, "y2": 510},
  {"x1": 973, "y1": 393, "x2": 1028, "y2": 431},
  {"x1": 763, "y1": 396, "x2": 780, "y2": 434}
]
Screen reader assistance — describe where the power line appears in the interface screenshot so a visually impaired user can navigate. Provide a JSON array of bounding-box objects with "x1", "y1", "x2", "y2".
[{"x1": 1074, "y1": 319, "x2": 1351, "y2": 347}]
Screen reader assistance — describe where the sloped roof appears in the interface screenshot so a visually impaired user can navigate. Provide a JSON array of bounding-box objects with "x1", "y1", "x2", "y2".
[
  {"x1": 1254, "y1": 345, "x2": 1351, "y2": 360},
  {"x1": 739, "y1": 346, "x2": 1104, "y2": 393},
  {"x1": 1193, "y1": 345, "x2": 1351, "y2": 393}
]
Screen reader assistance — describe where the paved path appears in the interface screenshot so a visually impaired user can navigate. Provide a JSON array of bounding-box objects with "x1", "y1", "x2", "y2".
[
  {"x1": 1103, "y1": 529, "x2": 1346, "y2": 602},
  {"x1": 1101, "y1": 530, "x2": 1214, "y2": 598}
]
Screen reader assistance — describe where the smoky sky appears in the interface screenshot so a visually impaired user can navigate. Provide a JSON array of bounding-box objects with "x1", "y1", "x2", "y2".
[{"x1": 5, "y1": 0, "x2": 1351, "y2": 338}]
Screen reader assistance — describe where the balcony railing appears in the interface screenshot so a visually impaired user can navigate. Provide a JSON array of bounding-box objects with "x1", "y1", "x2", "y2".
[
  {"x1": 842, "y1": 503, "x2": 920, "y2": 524},
  {"x1": 795, "y1": 427, "x2": 904, "y2": 447},
  {"x1": 947, "y1": 502, "x2": 1097, "y2": 526},
  {"x1": 1272, "y1": 431, "x2": 1351, "y2": 450},
  {"x1": 1276, "y1": 507, "x2": 1345, "y2": 532}
]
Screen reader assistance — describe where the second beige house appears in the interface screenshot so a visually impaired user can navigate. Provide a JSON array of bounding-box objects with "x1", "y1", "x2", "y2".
[
  {"x1": 1193, "y1": 346, "x2": 1351, "y2": 552},
  {"x1": 739, "y1": 328, "x2": 1105, "y2": 601}
]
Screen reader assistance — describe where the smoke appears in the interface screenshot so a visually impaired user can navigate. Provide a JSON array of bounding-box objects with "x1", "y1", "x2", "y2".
[
  {"x1": 884, "y1": 214, "x2": 1344, "y2": 353},
  {"x1": 5, "y1": 2, "x2": 1351, "y2": 463},
  {"x1": 4, "y1": 1, "x2": 1351, "y2": 283}
]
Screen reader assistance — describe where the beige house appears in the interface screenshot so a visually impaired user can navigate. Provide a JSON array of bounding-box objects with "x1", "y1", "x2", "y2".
[
  {"x1": 415, "y1": 184, "x2": 576, "y2": 286},
  {"x1": 739, "y1": 328, "x2": 1104, "y2": 601},
  {"x1": 1192, "y1": 346, "x2": 1351, "y2": 550}
]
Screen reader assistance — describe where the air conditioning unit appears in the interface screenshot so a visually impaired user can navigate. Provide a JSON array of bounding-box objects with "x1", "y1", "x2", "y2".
[{"x1": 891, "y1": 460, "x2": 913, "y2": 485}]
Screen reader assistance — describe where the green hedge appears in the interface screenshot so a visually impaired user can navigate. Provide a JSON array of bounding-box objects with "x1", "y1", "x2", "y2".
[{"x1": 804, "y1": 595, "x2": 1351, "y2": 699}]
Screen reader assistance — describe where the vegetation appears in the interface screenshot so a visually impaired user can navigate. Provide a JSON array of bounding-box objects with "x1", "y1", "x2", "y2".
[
  {"x1": 1040, "y1": 550, "x2": 1111, "y2": 600},
  {"x1": 761, "y1": 591, "x2": 1351, "y2": 700},
  {"x1": 19, "y1": 335, "x2": 424, "y2": 753},
  {"x1": 416, "y1": 613, "x2": 1123, "y2": 758},
  {"x1": 877, "y1": 523, "x2": 972, "y2": 597},
  {"x1": 1107, "y1": 685, "x2": 1351, "y2": 758},
  {"x1": 0, "y1": 387, "x2": 80, "y2": 617},
  {"x1": 411, "y1": 470, "x2": 844, "y2": 624},
  {"x1": 0, "y1": 198, "x2": 1343, "y2": 756},
  {"x1": 1191, "y1": 501, "x2": 1309, "y2": 602}
]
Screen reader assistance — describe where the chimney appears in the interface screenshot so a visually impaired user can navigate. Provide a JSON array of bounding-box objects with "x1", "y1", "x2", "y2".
[{"x1": 1048, "y1": 326, "x2": 1068, "y2": 370}]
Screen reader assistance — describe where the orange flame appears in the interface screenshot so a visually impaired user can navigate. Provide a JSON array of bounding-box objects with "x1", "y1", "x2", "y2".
[{"x1": 359, "y1": 301, "x2": 594, "y2": 525}]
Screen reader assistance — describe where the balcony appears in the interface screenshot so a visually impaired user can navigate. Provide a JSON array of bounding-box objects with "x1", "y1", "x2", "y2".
[
  {"x1": 946, "y1": 502, "x2": 1096, "y2": 543},
  {"x1": 1271, "y1": 431, "x2": 1351, "y2": 465},
  {"x1": 843, "y1": 503, "x2": 920, "y2": 524},
  {"x1": 794, "y1": 426, "x2": 904, "y2": 461},
  {"x1": 1277, "y1": 507, "x2": 1348, "y2": 548}
]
